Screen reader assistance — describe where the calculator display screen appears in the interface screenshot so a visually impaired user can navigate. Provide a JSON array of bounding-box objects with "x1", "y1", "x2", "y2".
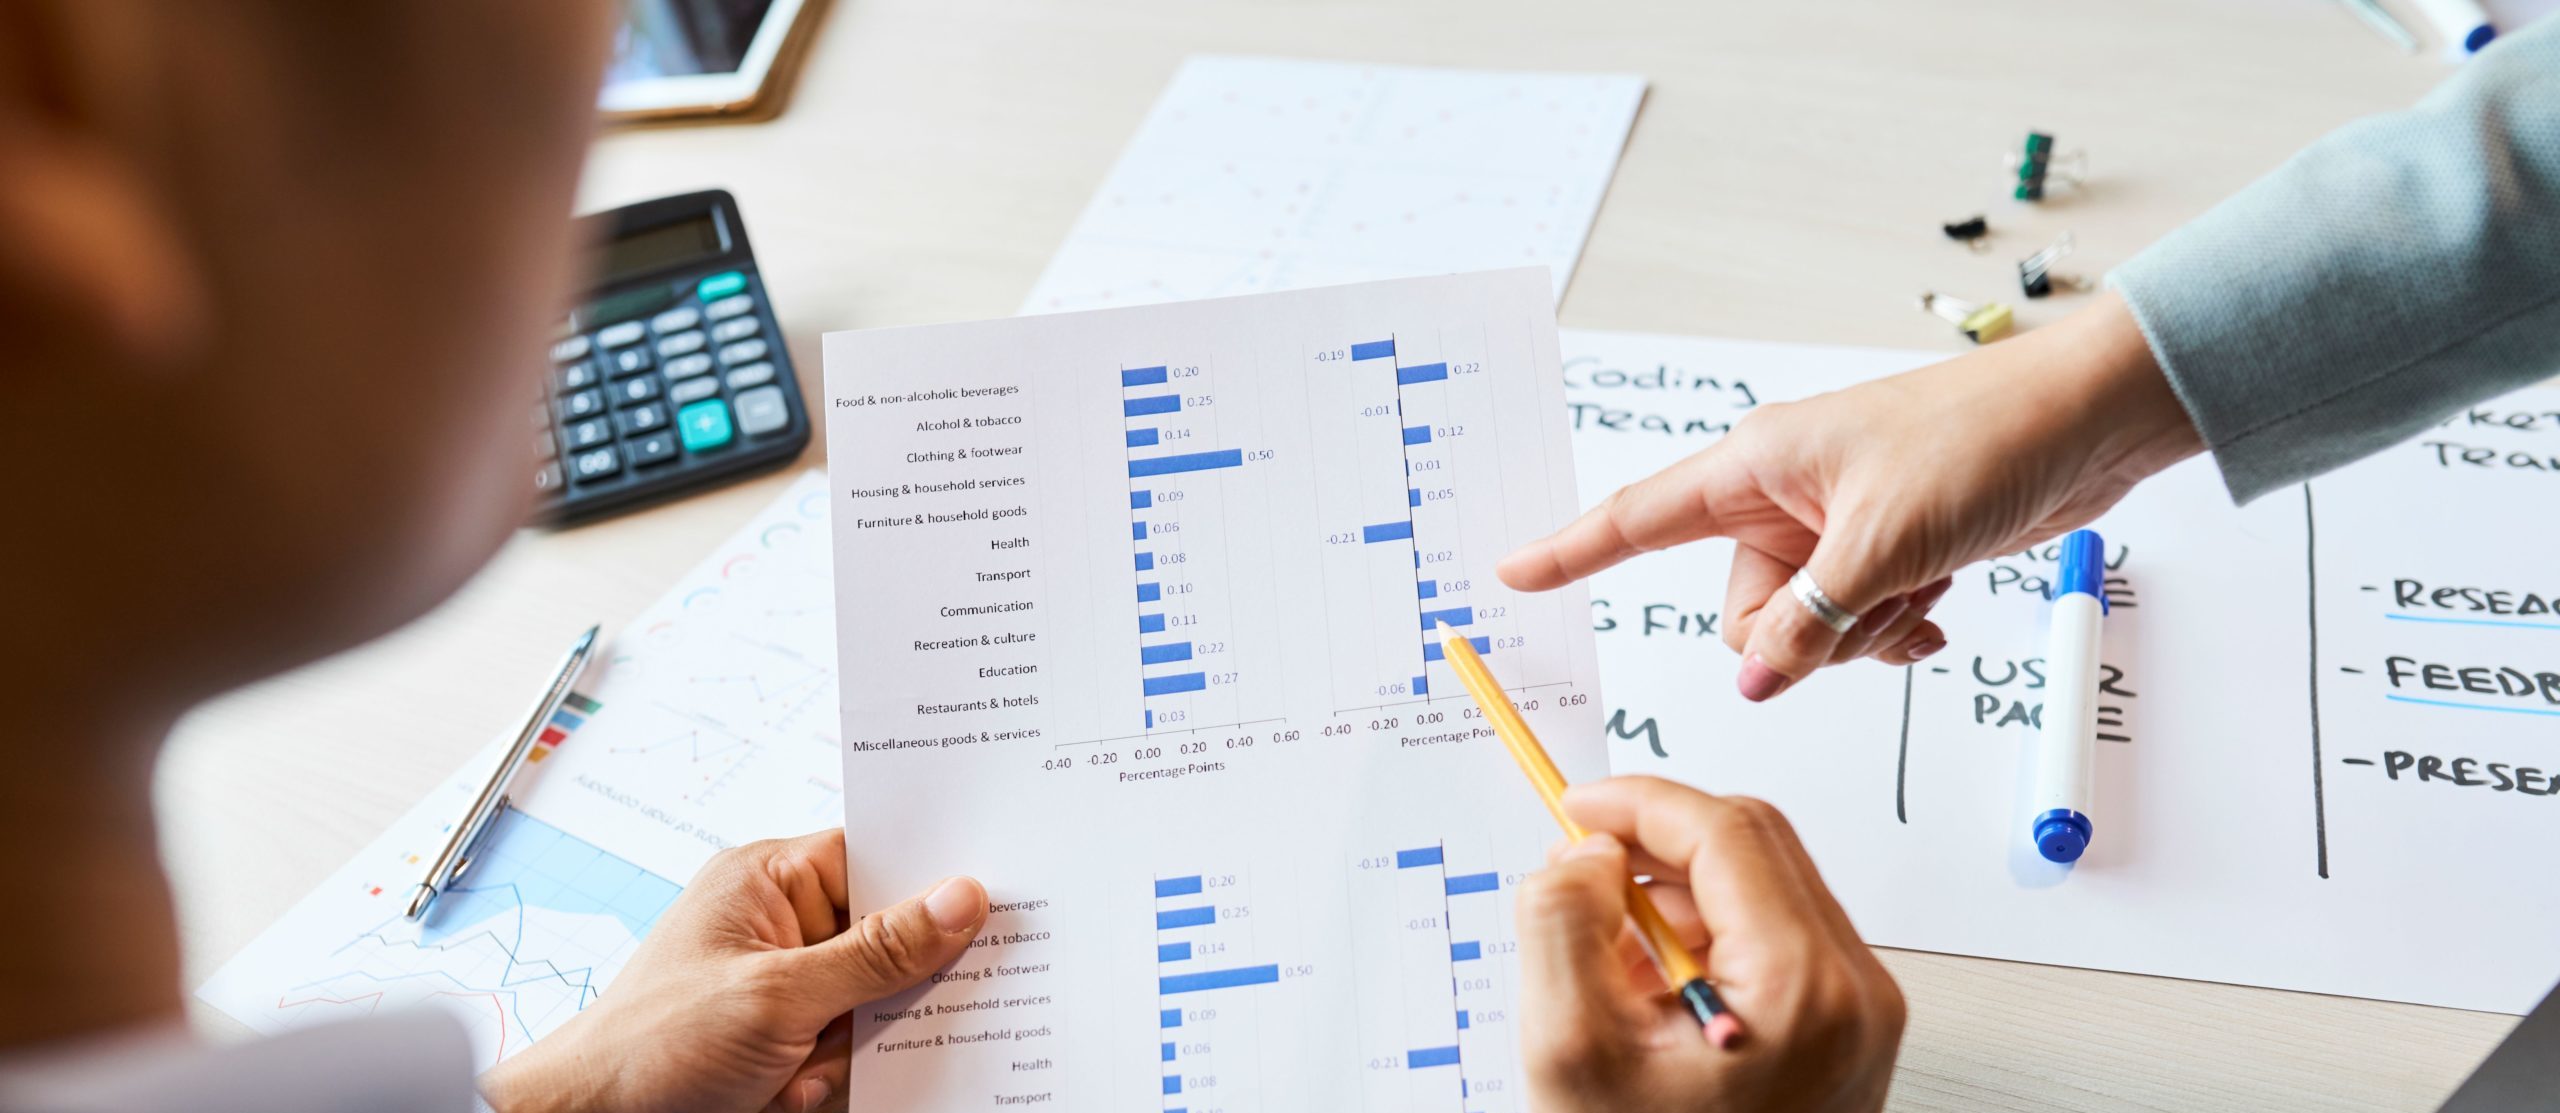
[
  {"x1": 598, "y1": 214, "x2": 725, "y2": 285},
  {"x1": 609, "y1": 0, "x2": 778, "y2": 80}
]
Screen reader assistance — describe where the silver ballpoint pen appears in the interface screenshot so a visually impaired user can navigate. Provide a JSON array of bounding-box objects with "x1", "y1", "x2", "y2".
[{"x1": 403, "y1": 624, "x2": 601, "y2": 921}]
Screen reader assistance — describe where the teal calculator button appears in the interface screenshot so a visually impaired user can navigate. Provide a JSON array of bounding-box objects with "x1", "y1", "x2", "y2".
[
  {"x1": 677, "y1": 400, "x2": 734, "y2": 451},
  {"x1": 696, "y1": 270, "x2": 748, "y2": 301}
]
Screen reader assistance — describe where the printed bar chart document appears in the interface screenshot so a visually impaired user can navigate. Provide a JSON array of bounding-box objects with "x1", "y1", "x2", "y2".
[{"x1": 823, "y1": 268, "x2": 1603, "y2": 1111}]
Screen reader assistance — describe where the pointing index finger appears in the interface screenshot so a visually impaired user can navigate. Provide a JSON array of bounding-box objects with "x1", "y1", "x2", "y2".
[{"x1": 1497, "y1": 447, "x2": 1738, "y2": 591}]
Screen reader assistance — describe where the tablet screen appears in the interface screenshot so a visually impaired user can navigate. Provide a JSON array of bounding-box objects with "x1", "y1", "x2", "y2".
[{"x1": 609, "y1": 0, "x2": 778, "y2": 82}]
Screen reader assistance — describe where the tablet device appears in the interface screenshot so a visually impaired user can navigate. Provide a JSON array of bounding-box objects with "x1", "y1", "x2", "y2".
[{"x1": 602, "y1": 0, "x2": 818, "y2": 121}]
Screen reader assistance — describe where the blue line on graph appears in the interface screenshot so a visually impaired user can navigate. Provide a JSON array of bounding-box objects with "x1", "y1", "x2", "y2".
[
  {"x1": 1155, "y1": 875, "x2": 1203, "y2": 898},
  {"x1": 1421, "y1": 607, "x2": 1475, "y2": 629},
  {"x1": 1445, "y1": 872, "x2": 1498, "y2": 896},
  {"x1": 1138, "y1": 582, "x2": 1161, "y2": 603},
  {"x1": 1129, "y1": 449, "x2": 1245, "y2": 478},
  {"x1": 1364, "y1": 521, "x2": 1414, "y2": 543},
  {"x1": 1397, "y1": 363, "x2": 1449, "y2": 385},
  {"x1": 1139, "y1": 613, "x2": 1166, "y2": 634},
  {"x1": 1141, "y1": 642, "x2": 1194, "y2": 665},
  {"x1": 2384, "y1": 613, "x2": 2560, "y2": 632},
  {"x1": 1144, "y1": 672, "x2": 1207, "y2": 696},
  {"x1": 1131, "y1": 490, "x2": 1152, "y2": 509},
  {"x1": 1124, "y1": 394, "x2": 1181, "y2": 417},
  {"x1": 1450, "y1": 940, "x2": 1482, "y2": 961},
  {"x1": 2383, "y1": 694, "x2": 2560, "y2": 717},
  {"x1": 1417, "y1": 580, "x2": 1438, "y2": 600},
  {"x1": 1161, "y1": 964, "x2": 1280, "y2": 994},
  {"x1": 1422, "y1": 637, "x2": 1491, "y2": 662},
  {"x1": 1122, "y1": 366, "x2": 1169, "y2": 387},
  {"x1": 1158, "y1": 941, "x2": 1192, "y2": 962},
  {"x1": 1156, "y1": 906, "x2": 1214, "y2": 929},
  {"x1": 1127, "y1": 428, "x2": 1159, "y2": 447},
  {"x1": 1402, "y1": 425, "x2": 1433, "y2": 445},
  {"x1": 1352, "y1": 339, "x2": 1396, "y2": 360},
  {"x1": 1396, "y1": 846, "x2": 1443, "y2": 868},
  {"x1": 1406, "y1": 1046, "x2": 1462, "y2": 1069},
  {"x1": 1160, "y1": 1008, "x2": 1182, "y2": 1028}
]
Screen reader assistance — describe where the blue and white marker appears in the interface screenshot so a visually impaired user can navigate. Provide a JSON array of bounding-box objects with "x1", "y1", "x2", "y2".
[{"x1": 2032, "y1": 529, "x2": 2107, "y2": 864}]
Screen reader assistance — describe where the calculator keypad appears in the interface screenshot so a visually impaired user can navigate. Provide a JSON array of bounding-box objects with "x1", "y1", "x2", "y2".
[{"x1": 539, "y1": 270, "x2": 799, "y2": 508}]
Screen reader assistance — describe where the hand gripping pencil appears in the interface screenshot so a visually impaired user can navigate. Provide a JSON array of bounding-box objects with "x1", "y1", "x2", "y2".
[{"x1": 1437, "y1": 632, "x2": 1744, "y2": 1050}]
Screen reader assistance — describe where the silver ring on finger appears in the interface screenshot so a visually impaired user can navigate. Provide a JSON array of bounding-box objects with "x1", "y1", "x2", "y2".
[{"x1": 1788, "y1": 568, "x2": 1860, "y2": 634}]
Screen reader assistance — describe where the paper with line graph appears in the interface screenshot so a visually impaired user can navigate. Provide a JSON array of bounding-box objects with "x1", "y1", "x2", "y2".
[
  {"x1": 199, "y1": 473, "x2": 845, "y2": 1065},
  {"x1": 821, "y1": 268, "x2": 1605, "y2": 1110}
]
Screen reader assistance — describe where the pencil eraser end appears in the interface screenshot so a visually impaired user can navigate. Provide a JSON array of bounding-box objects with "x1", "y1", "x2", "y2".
[{"x1": 1706, "y1": 1012, "x2": 1744, "y2": 1049}]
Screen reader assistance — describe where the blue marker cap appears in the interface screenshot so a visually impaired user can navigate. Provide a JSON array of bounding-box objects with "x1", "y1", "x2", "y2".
[
  {"x1": 2033, "y1": 808, "x2": 2092, "y2": 863},
  {"x1": 2056, "y1": 529, "x2": 2106, "y2": 612}
]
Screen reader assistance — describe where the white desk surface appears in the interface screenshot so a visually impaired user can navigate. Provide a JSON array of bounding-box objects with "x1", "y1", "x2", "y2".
[{"x1": 162, "y1": 0, "x2": 2530, "y2": 1108}]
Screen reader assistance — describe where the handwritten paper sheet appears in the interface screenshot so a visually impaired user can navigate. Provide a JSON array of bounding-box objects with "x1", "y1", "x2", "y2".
[
  {"x1": 1562, "y1": 328, "x2": 2560, "y2": 1014},
  {"x1": 1021, "y1": 57, "x2": 1644, "y2": 315}
]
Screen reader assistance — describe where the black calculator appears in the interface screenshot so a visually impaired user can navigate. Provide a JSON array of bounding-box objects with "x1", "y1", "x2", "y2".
[{"x1": 536, "y1": 189, "x2": 810, "y2": 524}]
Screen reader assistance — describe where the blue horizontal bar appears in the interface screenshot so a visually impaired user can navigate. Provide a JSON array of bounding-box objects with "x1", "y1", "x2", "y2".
[
  {"x1": 1138, "y1": 582, "x2": 1161, "y2": 603},
  {"x1": 1136, "y1": 552, "x2": 1155, "y2": 571},
  {"x1": 1351, "y1": 339, "x2": 1396, "y2": 360},
  {"x1": 1157, "y1": 906, "x2": 1214, "y2": 929},
  {"x1": 1421, "y1": 607, "x2": 1475, "y2": 629},
  {"x1": 1412, "y1": 674, "x2": 1428, "y2": 696},
  {"x1": 1159, "y1": 941, "x2": 1192, "y2": 962},
  {"x1": 1141, "y1": 641, "x2": 1194, "y2": 665},
  {"x1": 1163, "y1": 1075, "x2": 1182, "y2": 1095},
  {"x1": 1145, "y1": 672, "x2": 1207, "y2": 696},
  {"x1": 1456, "y1": 1009, "x2": 1470, "y2": 1030},
  {"x1": 1129, "y1": 450, "x2": 1244, "y2": 478},
  {"x1": 1397, "y1": 362, "x2": 1449, "y2": 385},
  {"x1": 1417, "y1": 580, "x2": 1438, "y2": 600},
  {"x1": 1125, "y1": 394, "x2": 1181, "y2": 417},
  {"x1": 1161, "y1": 1007, "x2": 1182, "y2": 1028},
  {"x1": 1145, "y1": 709, "x2": 1154, "y2": 729},
  {"x1": 1122, "y1": 366, "x2": 1169, "y2": 387},
  {"x1": 1128, "y1": 428, "x2": 1160, "y2": 447},
  {"x1": 1451, "y1": 940, "x2": 1482, "y2": 961},
  {"x1": 1131, "y1": 489, "x2": 1152, "y2": 509},
  {"x1": 1422, "y1": 637, "x2": 1491, "y2": 663},
  {"x1": 1162, "y1": 1041, "x2": 1177, "y2": 1062},
  {"x1": 1402, "y1": 425, "x2": 1432, "y2": 445},
  {"x1": 1406, "y1": 1045, "x2": 1461, "y2": 1069},
  {"x1": 1363, "y1": 521, "x2": 1413, "y2": 543},
  {"x1": 1445, "y1": 872, "x2": 1498, "y2": 896},
  {"x1": 1133, "y1": 522, "x2": 1147, "y2": 541},
  {"x1": 1161, "y1": 964, "x2": 1280, "y2": 995},
  {"x1": 1155, "y1": 875, "x2": 1202, "y2": 898},
  {"x1": 1139, "y1": 613, "x2": 1166, "y2": 634},
  {"x1": 1396, "y1": 846, "x2": 1443, "y2": 868},
  {"x1": 1408, "y1": 488, "x2": 1421, "y2": 507}
]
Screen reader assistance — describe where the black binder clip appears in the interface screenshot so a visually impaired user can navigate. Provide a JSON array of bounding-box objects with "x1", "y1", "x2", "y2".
[
  {"x1": 1942, "y1": 215, "x2": 1991, "y2": 253},
  {"x1": 2017, "y1": 232, "x2": 2083, "y2": 298}
]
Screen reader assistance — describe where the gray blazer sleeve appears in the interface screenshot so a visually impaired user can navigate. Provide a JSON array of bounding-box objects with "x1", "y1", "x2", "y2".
[{"x1": 2107, "y1": 19, "x2": 2560, "y2": 504}]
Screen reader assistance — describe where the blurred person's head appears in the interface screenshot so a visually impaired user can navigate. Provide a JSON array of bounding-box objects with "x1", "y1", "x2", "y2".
[{"x1": 0, "y1": 2, "x2": 609, "y2": 744}]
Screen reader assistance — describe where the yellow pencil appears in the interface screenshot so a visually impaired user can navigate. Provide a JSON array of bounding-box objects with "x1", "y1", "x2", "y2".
[{"x1": 1438, "y1": 631, "x2": 1744, "y2": 1050}]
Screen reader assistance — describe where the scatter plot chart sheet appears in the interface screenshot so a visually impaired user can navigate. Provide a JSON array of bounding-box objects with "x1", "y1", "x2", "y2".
[
  {"x1": 823, "y1": 269, "x2": 1604, "y2": 1111},
  {"x1": 1021, "y1": 57, "x2": 1644, "y2": 315},
  {"x1": 1560, "y1": 327, "x2": 2560, "y2": 1014},
  {"x1": 201, "y1": 474, "x2": 850, "y2": 1063}
]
